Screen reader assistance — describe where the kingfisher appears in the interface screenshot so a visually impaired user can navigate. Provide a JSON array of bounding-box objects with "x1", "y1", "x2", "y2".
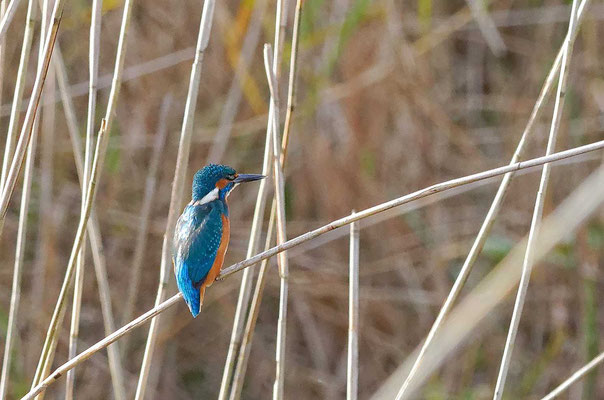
[{"x1": 173, "y1": 164, "x2": 264, "y2": 317}]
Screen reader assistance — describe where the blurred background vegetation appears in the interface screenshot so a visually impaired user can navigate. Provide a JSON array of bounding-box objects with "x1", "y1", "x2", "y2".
[{"x1": 0, "y1": 0, "x2": 603, "y2": 399}]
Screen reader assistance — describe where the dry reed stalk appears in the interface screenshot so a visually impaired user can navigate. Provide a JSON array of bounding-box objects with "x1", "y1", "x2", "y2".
[
  {"x1": 0, "y1": 36, "x2": 40, "y2": 400},
  {"x1": 206, "y1": 0, "x2": 268, "y2": 164},
  {"x1": 0, "y1": 117, "x2": 37, "y2": 400},
  {"x1": 32, "y1": 0, "x2": 135, "y2": 388},
  {"x1": 263, "y1": 43, "x2": 290, "y2": 400},
  {"x1": 55, "y1": 46, "x2": 126, "y2": 398},
  {"x1": 219, "y1": 0, "x2": 291, "y2": 396},
  {"x1": 371, "y1": 165, "x2": 604, "y2": 400},
  {"x1": 65, "y1": 0, "x2": 102, "y2": 397},
  {"x1": 493, "y1": 1, "x2": 579, "y2": 398},
  {"x1": 0, "y1": 0, "x2": 36, "y2": 395},
  {"x1": 20, "y1": 138, "x2": 604, "y2": 400},
  {"x1": 0, "y1": 0, "x2": 62, "y2": 233},
  {"x1": 394, "y1": 0, "x2": 591, "y2": 397},
  {"x1": 228, "y1": 1, "x2": 302, "y2": 395},
  {"x1": 54, "y1": 47, "x2": 125, "y2": 399},
  {"x1": 229, "y1": 209, "x2": 275, "y2": 400},
  {"x1": 0, "y1": 0, "x2": 35, "y2": 192},
  {"x1": 122, "y1": 94, "x2": 172, "y2": 327},
  {"x1": 133, "y1": 2, "x2": 216, "y2": 398},
  {"x1": 102, "y1": 0, "x2": 133, "y2": 133},
  {"x1": 0, "y1": 0, "x2": 20, "y2": 40},
  {"x1": 348, "y1": 217, "x2": 359, "y2": 400},
  {"x1": 23, "y1": 294, "x2": 184, "y2": 400},
  {"x1": 0, "y1": 0, "x2": 5, "y2": 139},
  {"x1": 464, "y1": 0, "x2": 506, "y2": 55},
  {"x1": 218, "y1": 95, "x2": 273, "y2": 400},
  {"x1": 540, "y1": 350, "x2": 604, "y2": 400},
  {"x1": 29, "y1": 119, "x2": 110, "y2": 391},
  {"x1": 8, "y1": 0, "x2": 52, "y2": 395},
  {"x1": 219, "y1": 141, "x2": 604, "y2": 280}
]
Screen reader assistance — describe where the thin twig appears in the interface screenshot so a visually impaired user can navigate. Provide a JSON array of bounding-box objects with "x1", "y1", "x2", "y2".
[
  {"x1": 229, "y1": 208, "x2": 275, "y2": 400},
  {"x1": 30, "y1": 118, "x2": 110, "y2": 392},
  {"x1": 228, "y1": 1, "x2": 303, "y2": 395},
  {"x1": 220, "y1": 140, "x2": 604, "y2": 280},
  {"x1": 264, "y1": 43, "x2": 290, "y2": 400},
  {"x1": 370, "y1": 166, "x2": 604, "y2": 400},
  {"x1": 0, "y1": 0, "x2": 36, "y2": 396},
  {"x1": 66, "y1": 0, "x2": 102, "y2": 396},
  {"x1": 23, "y1": 294, "x2": 184, "y2": 400},
  {"x1": 493, "y1": 2, "x2": 579, "y2": 398},
  {"x1": 102, "y1": 0, "x2": 133, "y2": 134},
  {"x1": 540, "y1": 351, "x2": 604, "y2": 400},
  {"x1": 0, "y1": 0, "x2": 35, "y2": 192},
  {"x1": 0, "y1": 54, "x2": 39, "y2": 400},
  {"x1": 206, "y1": 0, "x2": 268, "y2": 164},
  {"x1": 348, "y1": 216, "x2": 359, "y2": 400},
  {"x1": 395, "y1": 0, "x2": 591, "y2": 397},
  {"x1": 53, "y1": 46, "x2": 127, "y2": 400},
  {"x1": 133, "y1": 2, "x2": 216, "y2": 398},
  {"x1": 32, "y1": 0, "x2": 134, "y2": 386},
  {"x1": 0, "y1": 122, "x2": 37, "y2": 400},
  {"x1": 218, "y1": 0, "x2": 290, "y2": 394},
  {"x1": 0, "y1": 0, "x2": 62, "y2": 234},
  {"x1": 20, "y1": 139, "x2": 604, "y2": 400},
  {"x1": 122, "y1": 94, "x2": 172, "y2": 327},
  {"x1": 464, "y1": 0, "x2": 506, "y2": 56},
  {"x1": 0, "y1": 0, "x2": 21, "y2": 41}
]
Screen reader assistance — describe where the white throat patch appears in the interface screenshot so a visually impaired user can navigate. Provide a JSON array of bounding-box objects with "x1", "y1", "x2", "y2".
[
  {"x1": 226, "y1": 182, "x2": 239, "y2": 198},
  {"x1": 193, "y1": 187, "x2": 219, "y2": 206}
]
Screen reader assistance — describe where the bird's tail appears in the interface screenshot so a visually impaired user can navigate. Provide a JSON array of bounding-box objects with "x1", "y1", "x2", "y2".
[
  {"x1": 184, "y1": 290, "x2": 201, "y2": 318},
  {"x1": 175, "y1": 262, "x2": 202, "y2": 318}
]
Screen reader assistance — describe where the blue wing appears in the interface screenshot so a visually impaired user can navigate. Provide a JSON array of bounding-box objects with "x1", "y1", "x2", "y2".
[{"x1": 173, "y1": 201, "x2": 223, "y2": 317}]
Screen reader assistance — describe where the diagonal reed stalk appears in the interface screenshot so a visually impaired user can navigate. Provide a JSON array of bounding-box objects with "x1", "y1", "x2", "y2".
[
  {"x1": 20, "y1": 138, "x2": 604, "y2": 400},
  {"x1": 0, "y1": 0, "x2": 35, "y2": 193},
  {"x1": 219, "y1": 1, "x2": 290, "y2": 397},
  {"x1": 394, "y1": 0, "x2": 591, "y2": 397},
  {"x1": 228, "y1": 2, "x2": 302, "y2": 396},
  {"x1": 29, "y1": 117, "x2": 110, "y2": 394},
  {"x1": 0, "y1": 0, "x2": 36, "y2": 397},
  {"x1": 464, "y1": 0, "x2": 506, "y2": 56},
  {"x1": 65, "y1": 0, "x2": 101, "y2": 397},
  {"x1": 540, "y1": 350, "x2": 604, "y2": 400},
  {"x1": 263, "y1": 43, "x2": 290, "y2": 400},
  {"x1": 133, "y1": 2, "x2": 216, "y2": 398},
  {"x1": 348, "y1": 216, "x2": 359, "y2": 400},
  {"x1": 492, "y1": 1, "x2": 580, "y2": 398},
  {"x1": 0, "y1": 0, "x2": 20, "y2": 41},
  {"x1": 219, "y1": 142, "x2": 604, "y2": 280},
  {"x1": 122, "y1": 94, "x2": 172, "y2": 327},
  {"x1": 0, "y1": 0, "x2": 63, "y2": 234},
  {"x1": 54, "y1": 45, "x2": 127, "y2": 400},
  {"x1": 371, "y1": 165, "x2": 604, "y2": 400},
  {"x1": 0, "y1": 107, "x2": 38, "y2": 400},
  {"x1": 32, "y1": 0, "x2": 135, "y2": 388},
  {"x1": 0, "y1": 2, "x2": 42, "y2": 391}
]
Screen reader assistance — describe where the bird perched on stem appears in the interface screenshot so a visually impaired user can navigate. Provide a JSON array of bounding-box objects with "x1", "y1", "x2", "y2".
[{"x1": 174, "y1": 164, "x2": 264, "y2": 317}]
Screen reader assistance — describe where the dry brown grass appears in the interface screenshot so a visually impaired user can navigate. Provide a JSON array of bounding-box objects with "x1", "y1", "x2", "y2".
[{"x1": 1, "y1": 0, "x2": 604, "y2": 399}]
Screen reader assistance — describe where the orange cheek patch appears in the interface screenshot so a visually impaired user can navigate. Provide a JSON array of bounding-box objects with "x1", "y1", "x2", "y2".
[{"x1": 216, "y1": 178, "x2": 229, "y2": 189}]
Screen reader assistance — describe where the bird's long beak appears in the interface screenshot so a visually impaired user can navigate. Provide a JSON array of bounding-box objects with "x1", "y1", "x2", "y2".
[{"x1": 233, "y1": 173, "x2": 265, "y2": 183}]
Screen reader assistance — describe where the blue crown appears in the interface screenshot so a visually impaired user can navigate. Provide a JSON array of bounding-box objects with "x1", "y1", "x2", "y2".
[{"x1": 192, "y1": 164, "x2": 236, "y2": 200}]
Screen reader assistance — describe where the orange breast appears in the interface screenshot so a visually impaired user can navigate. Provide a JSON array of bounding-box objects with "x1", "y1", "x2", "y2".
[{"x1": 202, "y1": 214, "x2": 230, "y2": 289}]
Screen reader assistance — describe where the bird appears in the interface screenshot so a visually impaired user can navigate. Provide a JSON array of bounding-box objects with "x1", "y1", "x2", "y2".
[{"x1": 173, "y1": 164, "x2": 264, "y2": 317}]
